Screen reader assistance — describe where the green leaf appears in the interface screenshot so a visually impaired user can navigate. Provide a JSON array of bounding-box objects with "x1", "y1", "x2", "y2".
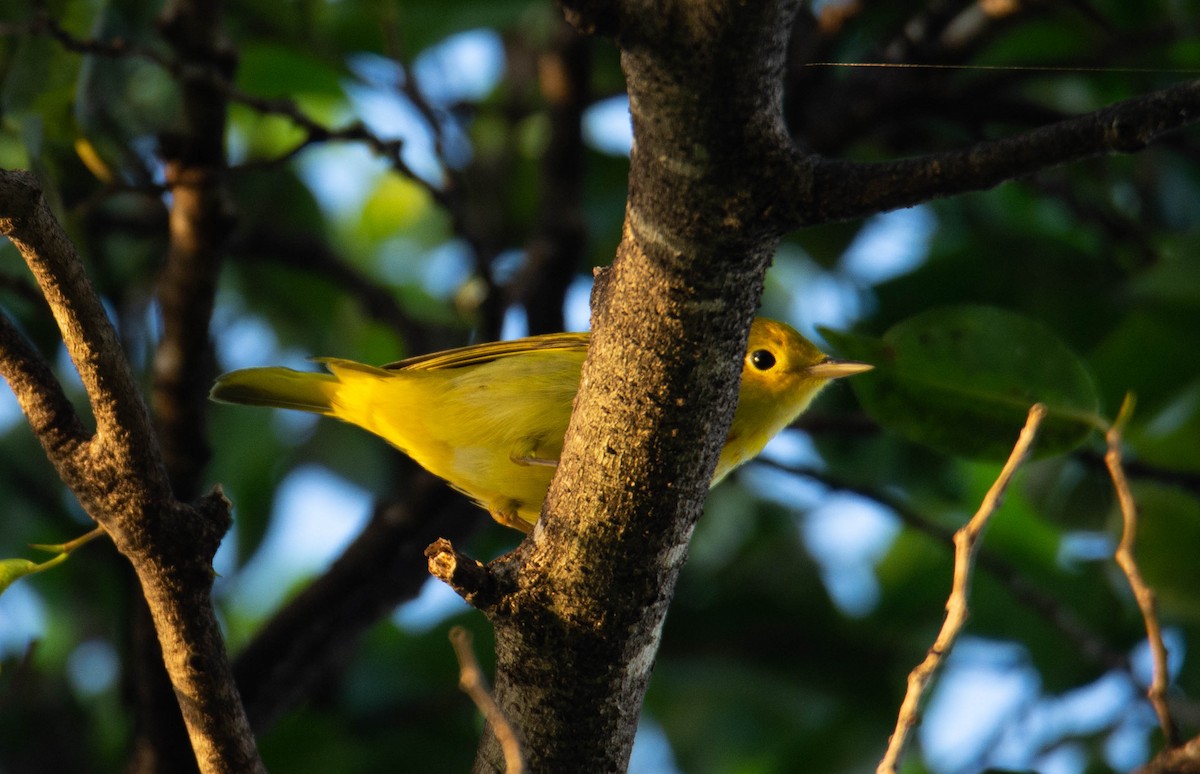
[
  {"x1": 0, "y1": 553, "x2": 67, "y2": 596},
  {"x1": 0, "y1": 558, "x2": 42, "y2": 595},
  {"x1": 822, "y1": 306, "x2": 1101, "y2": 460}
]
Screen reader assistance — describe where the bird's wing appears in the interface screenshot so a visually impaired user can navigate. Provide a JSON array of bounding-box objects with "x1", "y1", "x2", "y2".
[{"x1": 384, "y1": 332, "x2": 590, "y2": 371}]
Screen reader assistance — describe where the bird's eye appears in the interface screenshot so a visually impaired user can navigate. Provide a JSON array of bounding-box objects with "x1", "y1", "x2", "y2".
[{"x1": 750, "y1": 349, "x2": 776, "y2": 370}]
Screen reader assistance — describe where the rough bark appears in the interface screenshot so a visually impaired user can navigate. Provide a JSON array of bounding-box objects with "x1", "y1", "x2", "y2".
[
  {"x1": 452, "y1": 2, "x2": 805, "y2": 771},
  {"x1": 424, "y1": 2, "x2": 1200, "y2": 772},
  {"x1": 0, "y1": 170, "x2": 263, "y2": 774},
  {"x1": 1141, "y1": 736, "x2": 1200, "y2": 774},
  {"x1": 126, "y1": 1, "x2": 238, "y2": 769}
]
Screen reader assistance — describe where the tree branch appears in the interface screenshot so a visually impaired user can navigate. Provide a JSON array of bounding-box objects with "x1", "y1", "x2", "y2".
[
  {"x1": 1107, "y1": 395, "x2": 1179, "y2": 747},
  {"x1": 234, "y1": 468, "x2": 484, "y2": 732},
  {"x1": 0, "y1": 311, "x2": 90, "y2": 464},
  {"x1": 780, "y1": 78, "x2": 1200, "y2": 226},
  {"x1": 426, "y1": 537, "x2": 500, "y2": 611},
  {"x1": 121, "y1": 1, "x2": 240, "y2": 768},
  {"x1": 0, "y1": 8, "x2": 446, "y2": 204},
  {"x1": 471, "y1": 2, "x2": 807, "y2": 770},
  {"x1": 0, "y1": 171, "x2": 160, "y2": 480},
  {"x1": 0, "y1": 168, "x2": 262, "y2": 774},
  {"x1": 152, "y1": 0, "x2": 236, "y2": 501},
  {"x1": 449, "y1": 626, "x2": 525, "y2": 774},
  {"x1": 1139, "y1": 735, "x2": 1200, "y2": 774},
  {"x1": 513, "y1": 20, "x2": 591, "y2": 335},
  {"x1": 877, "y1": 404, "x2": 1046, "y2": 774}
]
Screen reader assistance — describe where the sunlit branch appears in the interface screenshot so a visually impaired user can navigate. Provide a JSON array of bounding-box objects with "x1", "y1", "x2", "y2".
[
  {"x1": 1138, "y1": 735, "x2": 1200, "y2": 774},
  {"x1": 877, "y1": 403, "x2": 1046, "y2": 774},
  {"x1": 449, "y1": 626, "x2": 525, "y2": 774},
  {"x1": 0, "y1": 310, "x2": 91, "y2": 464},
  {"x1": 426, "y1": 538, "x2": 499, "y2": 610},
  {"x1": 0, "y1": 171, "x2": 159, "y2": 476},
  {"x1": 0, "y1": 167, "x2": 260, "y2": 774},
  {"x1": 1106, "y1": 394, "x2": 1179, "y2": 747}
]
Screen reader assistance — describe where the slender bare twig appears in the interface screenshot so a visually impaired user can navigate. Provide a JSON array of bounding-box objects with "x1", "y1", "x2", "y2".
[
  {"x1": 755, "y1": 457, "x2": 1130, "y2": 673},
  {"x1": 28, "y1": 525, "x2": 106, "y2": 555},
  {"x1": 877, "y1": 403, "x2": 1046, "y2": 774},
  {"x1": 449, "y1": 626, "x2": 525, "y2": 774},
  {"x1": 1106, "y1": 393, "x2": 1180, "y2": 747}
]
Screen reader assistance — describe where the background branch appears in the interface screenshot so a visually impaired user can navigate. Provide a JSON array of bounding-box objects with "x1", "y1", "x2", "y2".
[
  {"x1": 0, "y1": 9, "x2": 446, "y2": 202},
  {"x1": 234, "y1": 470, "x2": 483, "y2": 732},
  {"x1": 784, "y1": 78, "x2": 1200, "y2": 225},
  {"x1": 513, "y1": 20, "x2": 591, "y2": 335},
  {"x1": 0, "y1": 169, "x2": 261, "y2": 774}
]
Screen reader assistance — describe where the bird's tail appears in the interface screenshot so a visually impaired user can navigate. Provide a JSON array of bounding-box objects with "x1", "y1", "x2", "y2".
[{"x1": 210, "y1": 366, "x2": 340, "y2": 416}]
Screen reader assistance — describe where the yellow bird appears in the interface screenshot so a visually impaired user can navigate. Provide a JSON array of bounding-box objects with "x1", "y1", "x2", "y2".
[{"x1": 210, "y1": 318, "x2": 871, "y2": 532}]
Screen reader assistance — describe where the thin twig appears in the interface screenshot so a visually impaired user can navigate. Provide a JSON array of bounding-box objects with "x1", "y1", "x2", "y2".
[
  {"x1": 1, "y1": 11, "x2": 448, "y2": 205},
  {"x1": 448, "y1": 626, "x2": 524, "y2": 774},
  {"x1": 877, "y1": 403, "x2": 1047, "y2": 774},
  {"x1": 380, "y1": 14, "x2": 452, "y2": 178},
  {"x1": 754, "y1": 458, "x2": 1130, "y2": 673},
  {"x1": 1106, "y1": 393, "x2": 1180, "y2": 747},
  {"x1": 28, "y1": 525, "x2": 106, "y2": 555}
]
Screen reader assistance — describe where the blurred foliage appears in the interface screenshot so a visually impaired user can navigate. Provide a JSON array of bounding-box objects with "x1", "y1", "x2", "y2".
[
  {"x1": 825, "y1": 305, "x2": 1102, "y2": 459},
  {"x1": 1, "y1": 1, "x2": 1200, "y2": 773}
]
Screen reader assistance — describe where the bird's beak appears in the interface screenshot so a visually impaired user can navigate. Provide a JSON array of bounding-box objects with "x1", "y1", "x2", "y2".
[{"x1": 805, "y1": 357, "x2": 873, "y2": 380}]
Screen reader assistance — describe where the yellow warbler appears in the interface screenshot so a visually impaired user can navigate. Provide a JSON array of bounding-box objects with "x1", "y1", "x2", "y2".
[{"x1": 210, "y1": 318, "x2": 871, "y2": 531}]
